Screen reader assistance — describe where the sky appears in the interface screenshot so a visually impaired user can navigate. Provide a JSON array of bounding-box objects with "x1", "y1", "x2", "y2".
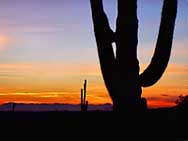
[{"x1": 0, "y1": 0, "x2": 187, "y2": 108}]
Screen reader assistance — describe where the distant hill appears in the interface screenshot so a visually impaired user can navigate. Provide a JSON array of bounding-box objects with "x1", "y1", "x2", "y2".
[
  {"x1": 0, "y1": 102, "x2": 113, "y2": 112},
  {"x1": 1, "y1": 97, "x2": 188, "y2": 112}
]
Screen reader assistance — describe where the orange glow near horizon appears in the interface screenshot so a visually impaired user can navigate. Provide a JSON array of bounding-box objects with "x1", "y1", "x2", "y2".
[
  {"x1": 0, "y1": 63, "x2": 187, "y2": 108},
  {"x1": 0, "y1": 87, "x2": 182, "y2": 108}
]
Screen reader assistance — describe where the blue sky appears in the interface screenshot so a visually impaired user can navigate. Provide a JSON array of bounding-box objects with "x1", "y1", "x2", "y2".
[{"x1": 0, "y1": 0, "x2": 187, "y2": 64}]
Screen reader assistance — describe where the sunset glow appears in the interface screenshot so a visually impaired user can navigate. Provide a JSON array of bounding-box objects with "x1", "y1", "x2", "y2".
[
  {"x1": 0, "y1": 36, "x2": 9, "y2": 44},
  {"x1": 0, "y1": 0, "x2": 187, "y2": 108}
]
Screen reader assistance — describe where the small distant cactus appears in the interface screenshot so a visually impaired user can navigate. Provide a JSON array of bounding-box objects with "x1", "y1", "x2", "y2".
[{"x1": 81, "y1": 80, "x2": 88, "y2": 112}]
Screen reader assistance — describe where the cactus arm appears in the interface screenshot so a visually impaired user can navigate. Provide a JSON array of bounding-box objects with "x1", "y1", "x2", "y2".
[
  {"x1": 81, "y1": 88, "x2": 83, "y2": 106},
  {"x1": 84, "y1": 80, "x2": 88, "y2": 111},
  {"x1": 139, "y1": 0, "x2": 177, "y2": 87},
  {"x1": 90, "y1": 0, "x2": 117, "y2": 101},
  {"x1": 84, "y1": 80, "x2": 87, "y2": 103}
]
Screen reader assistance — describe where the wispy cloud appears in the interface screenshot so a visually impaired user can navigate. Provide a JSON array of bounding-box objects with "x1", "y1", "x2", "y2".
[
  {"x1": 161, "y1": 94, "x2": 170, "y2": 97},
  {"x1": 0, "y1": 91, "x2": 78, "y2": 104},
  {"x1": 0, "y1": 90, "x2": 182, "y2": 108},
  {"x1": 0, "y1": 90, "x2": 112, "y2": 105},
  {"x1": 165, "y1": 64, "x2": 188, "y2": 75},
  {"x1": 147, "y1": 95, "x2": 178, "y2": 108},
  {"x1": 13, "y1": 26, "x2": 64, "y2": 33}
]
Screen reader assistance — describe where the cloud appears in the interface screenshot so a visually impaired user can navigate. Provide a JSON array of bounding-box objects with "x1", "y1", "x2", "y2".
[
  {"x1": 161, "y1": 94, "x2": 170, "y2": 97},
  {"x1": 3, "y1": 23, "x2": 64, "y2": 34},
  {"x1": 0, "y1": 62, "x2": 101, "y2": 78},
  {"x1": 0, "y1": 91, "x2": 79, "y2": 104},
  {"x1": 147, "y1": 95, "x2": 178, "y2": 108},
  {"x1": 14, "y1": 26, "x2": 64, "y2": 33},
  {"x1": 0, "y1": 90, "x2": 112, "y2": 105},
  {"x1": 165, "y1": 64, "x2": 188, "y2": 75}
]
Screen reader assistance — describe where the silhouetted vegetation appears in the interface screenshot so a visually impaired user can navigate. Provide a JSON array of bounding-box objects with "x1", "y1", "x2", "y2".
[
  {"x1": 90, "y1": 0, "x2": 177, "y2": 111},
  {"x1": 175, "y1": 95, "x2": 188, "y2": 112},
  {"x1": 11, "y1": 102, "x2": 16, "y2": 112},
  {"x1": 80, "y1": 80, "x2": 88, "y2": 112}
]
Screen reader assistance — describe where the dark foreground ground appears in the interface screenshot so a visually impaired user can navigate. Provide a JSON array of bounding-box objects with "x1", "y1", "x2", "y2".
[{"x1": 0, "y1": 108, "x2": 188, "y2": 140}]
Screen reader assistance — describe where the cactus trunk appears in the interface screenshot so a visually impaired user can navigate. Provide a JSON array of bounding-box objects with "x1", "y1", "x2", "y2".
[{"x1": 90, "y1": 0, "x2": 177, "y2": 112}]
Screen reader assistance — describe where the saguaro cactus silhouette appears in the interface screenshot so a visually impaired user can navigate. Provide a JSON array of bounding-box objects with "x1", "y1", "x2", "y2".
[
  {"x1": 90, "y1": 0, "x2": 177, "y2": 111},
  {"x1": 81, "y1": 80, "x2": 88, "y2": 112}
]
